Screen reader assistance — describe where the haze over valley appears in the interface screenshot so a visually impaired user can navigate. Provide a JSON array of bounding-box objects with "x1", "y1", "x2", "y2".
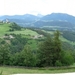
[{"x1": 0, "y1": 13, "x2": 75, "y2": 31}]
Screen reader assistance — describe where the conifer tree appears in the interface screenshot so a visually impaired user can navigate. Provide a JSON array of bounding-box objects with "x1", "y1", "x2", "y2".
[
  {"x1": 39, "y1": 35, "x2": 54, "y2": 66},
  {"x1": 53, "y1": 30, "x2": 62, "y2": 66}
]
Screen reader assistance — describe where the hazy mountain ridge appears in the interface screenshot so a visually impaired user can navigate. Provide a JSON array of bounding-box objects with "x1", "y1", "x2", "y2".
[
  {"x1": 0, "y1": 14, "x2": 39, "y2": 19},
  {"x1": 0, "y1": 13, "x2": 75, "y2": 31},
  {"x1": 41, "y1": 13, "x2": 75, "y2": 24}
]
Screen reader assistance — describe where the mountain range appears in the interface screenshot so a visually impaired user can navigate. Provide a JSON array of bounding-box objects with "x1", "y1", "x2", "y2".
[{"x1": 0, "y1": 13, "x2": 75, "y2": 31}]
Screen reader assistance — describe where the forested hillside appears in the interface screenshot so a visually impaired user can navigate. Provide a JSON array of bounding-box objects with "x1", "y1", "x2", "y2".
[{"x1": 0, "y1": 22, "x2": 75, "y2": 67}]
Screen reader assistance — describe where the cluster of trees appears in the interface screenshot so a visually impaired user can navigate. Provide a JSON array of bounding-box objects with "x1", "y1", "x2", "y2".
[
  {"x1": 0, "y1": 31, "x2": 74, "y2": 67},
  {"x1": 9, "y1": 34, "x2": 27, "y2": 53},
  {"x1": 0, "y1": 43, "x2": 37, "y2": 66},
  {"x1": 38, "y1": 31, "x2": 74, "y2": 66},
  {"x1": 62, "y1": 31, "x2": 75, "y2": 42},
  {"x1": 9, "y1": 22, "x2": 21, "y2": 31}
]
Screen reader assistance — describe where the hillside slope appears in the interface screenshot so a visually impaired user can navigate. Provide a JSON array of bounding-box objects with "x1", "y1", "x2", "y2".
[{"x1": 0, "y1": 23, "x2": 39, "y2": 37}]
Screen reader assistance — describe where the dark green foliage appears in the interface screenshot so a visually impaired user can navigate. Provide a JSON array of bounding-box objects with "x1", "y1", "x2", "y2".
[
  {"x1": 38, "y1": 35, "x2": 54, "y2": 67},
  {"x1": 0, "y1": 39, "x2": 6, "y2": 44},
  {"x1": 0, "y1": 44, "x2": 10, "y2": 65},
  {"x1": 72, "y1": 51, "x2": 75, "y2": 62},
  {"x1": 9, "y1": 52, "x2": 24, "y2": 66},
  {"x1": 10, "y1": 34, "x2": 27, "y2": 53},
  {"x1": 9, "y1": 45, "x2": 37, "y2": 67},
  {"x1": 9, "y1": 22, "x2": 21, "y2": 31},
  {"x1": 62, "y1": 42, "x2": 75, "y2": 51},
  {"x1": 62, "y1": 31, "x2": 75, "y2": 42},
  {"x1": 38, "y1": 31, "x2": 62, "y2": 67},
  {"x1": 0, "y1": 30, "x2": 74, "y2": 67},
  {"x1": 61, "y1": 51, "x2": 74, "y2": 66},
  {"x1": 20, "y1": 45, "x2": 37, "y2": 66},
  {"x1": 38, "y1": 31, "x2": 74, "y2": 67},
  {"x1": 53, "y1": 31, "x2": 62, "y2": 65},
  {"x1": 55, "y1": 60, "x2": 62, "y2": 66}
]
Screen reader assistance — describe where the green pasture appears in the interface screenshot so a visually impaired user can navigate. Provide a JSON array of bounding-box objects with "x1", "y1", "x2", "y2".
[
  {"x1": 0, "y1": 66, "x2": 75, "y2": 75},
  {"x1": 0, "y1": 23, "x2": 38, "y2": 37},
  {"x1": 8, "y1": 29, "x2": 39, "y2": 36},
  {"x1": 0, "y1": 23, "x2": 11, "y2": 36}
]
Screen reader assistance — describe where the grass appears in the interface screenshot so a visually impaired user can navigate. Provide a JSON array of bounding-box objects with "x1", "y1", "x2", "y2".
[
  {"x1": 42, "y1": 30, "x2": 54, "y2": 34},
  {"x1": 0, "y1": 23, "x2": 11, "y2": 36},
  {"x1": 0, "y1": 66, "x2": 75, "y2": 75},
  {"x1": 0, "y1": 70, "x2": 3, "y2": 75},
  {"x1": 0, "y1": 23, "x2": 39, "y2": 37},
  {"x1": 8, "y1": 29, "x2": 39, "y2": 36}
]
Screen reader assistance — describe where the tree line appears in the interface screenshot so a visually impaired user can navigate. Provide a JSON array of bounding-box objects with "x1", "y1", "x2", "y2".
[{"x1": 0, "y1": 31, "x2": 74, "y2": 67}]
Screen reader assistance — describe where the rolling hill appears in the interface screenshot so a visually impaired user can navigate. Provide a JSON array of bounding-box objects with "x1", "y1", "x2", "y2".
[{"x1": 0, "y1": 23, "x2": 39, "y2": 37}]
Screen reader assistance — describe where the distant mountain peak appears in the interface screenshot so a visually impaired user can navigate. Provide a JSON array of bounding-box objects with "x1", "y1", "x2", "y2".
[
  {"x1": 41, "y1": 13, "x2": 75, "y2": 24},
  {"x1": 37, "y1": 14, "x2": 44, "y2": 17}
]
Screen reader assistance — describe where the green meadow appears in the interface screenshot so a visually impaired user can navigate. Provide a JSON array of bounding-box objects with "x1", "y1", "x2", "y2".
[
  {"x1": 0, "y1": 23, "x2": 38, "y2": 37},
  {"x1": 0, "y1": 66, "x2": 75, "y2": 75}
]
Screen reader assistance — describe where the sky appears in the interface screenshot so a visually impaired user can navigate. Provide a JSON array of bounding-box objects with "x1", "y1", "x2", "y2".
[{"x1": 0, "y1": 0, "x2": 75, "y2": 16}]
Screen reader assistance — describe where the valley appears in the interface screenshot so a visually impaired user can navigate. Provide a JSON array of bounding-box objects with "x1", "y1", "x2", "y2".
[{"x1": 0, "y1": 13, "x2": 75, "y2": 75}]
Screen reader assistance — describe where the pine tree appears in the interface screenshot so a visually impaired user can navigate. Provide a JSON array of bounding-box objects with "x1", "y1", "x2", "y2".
[
  {"x1": 0, "y1": 44, "x2": 10, "y2": 65},
  {"x1": 53, "y1": 30, "x2": 62, "y2": 66},
  {"x1": 39, "y1": 35, "x2": 54, "y2": 67}
]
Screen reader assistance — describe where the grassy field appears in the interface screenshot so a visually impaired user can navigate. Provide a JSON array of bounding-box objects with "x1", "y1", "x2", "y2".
[
  {"x1": 0, "y1": 66, "x2": 75, "y2": 75},
  {"x1": 0, "y1": 23, "x2": 39, "y2": 37},
  {"x1": 8, "y1": 29, "x2": 39, "y2": 36},
  {"x1": 0, "y1": 23, "x2": 11, "y2": 36}
]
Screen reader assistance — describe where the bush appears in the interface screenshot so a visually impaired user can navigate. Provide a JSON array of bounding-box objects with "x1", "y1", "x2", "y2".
[
  {"x1": 55, "y1": 60, "x2": 62, "y2": 66},
  {"x1": 61, "y1": 51, "x2": 74, "y2": 66}
]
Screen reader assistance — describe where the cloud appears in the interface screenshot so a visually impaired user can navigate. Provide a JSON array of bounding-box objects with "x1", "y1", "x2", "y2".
[{"x1": 0, "y1": 0, "x2": 75, "y2": 16}]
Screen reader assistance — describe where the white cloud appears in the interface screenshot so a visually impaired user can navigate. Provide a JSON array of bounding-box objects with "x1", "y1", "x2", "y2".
[{"x1": 0, "y1": 0, "x2": 75, "y2": 16}]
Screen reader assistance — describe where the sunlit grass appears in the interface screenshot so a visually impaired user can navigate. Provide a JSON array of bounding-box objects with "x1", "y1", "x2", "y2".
[{"x1": 0, "y1": 66, "x2": 75, "y2": 75}]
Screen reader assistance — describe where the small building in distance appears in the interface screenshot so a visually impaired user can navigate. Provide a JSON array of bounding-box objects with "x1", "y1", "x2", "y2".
[
  {"x1": 6, "y1": 19, "x2": 9, "y2": 23},
  {"x1": 31, "y1": 35, "x2": 43, "y2": 39}
]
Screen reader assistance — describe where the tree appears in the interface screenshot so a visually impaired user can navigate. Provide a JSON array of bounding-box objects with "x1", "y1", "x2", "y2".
[
  {"x1": 20, "y1": 45, "x2": 37, "y2": 67},
  {"x1": 38, "y1": 35, "x2": 54, "y2": 67},
  {"x1": 10, "y1": 22, "x2": 21, "y2": 31},
  {"x1": 9, "y1": 52, "x2": 24, "y2": 66},
  {"x1": 0, "y1": 44, "x2": 10, "y2": 65},
  {"x1": 53, "y1": 30, "x2": 62, "y2": 66},
  {"x1": 61, "y1": 51, "x2": 74, "y2": 66}
]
